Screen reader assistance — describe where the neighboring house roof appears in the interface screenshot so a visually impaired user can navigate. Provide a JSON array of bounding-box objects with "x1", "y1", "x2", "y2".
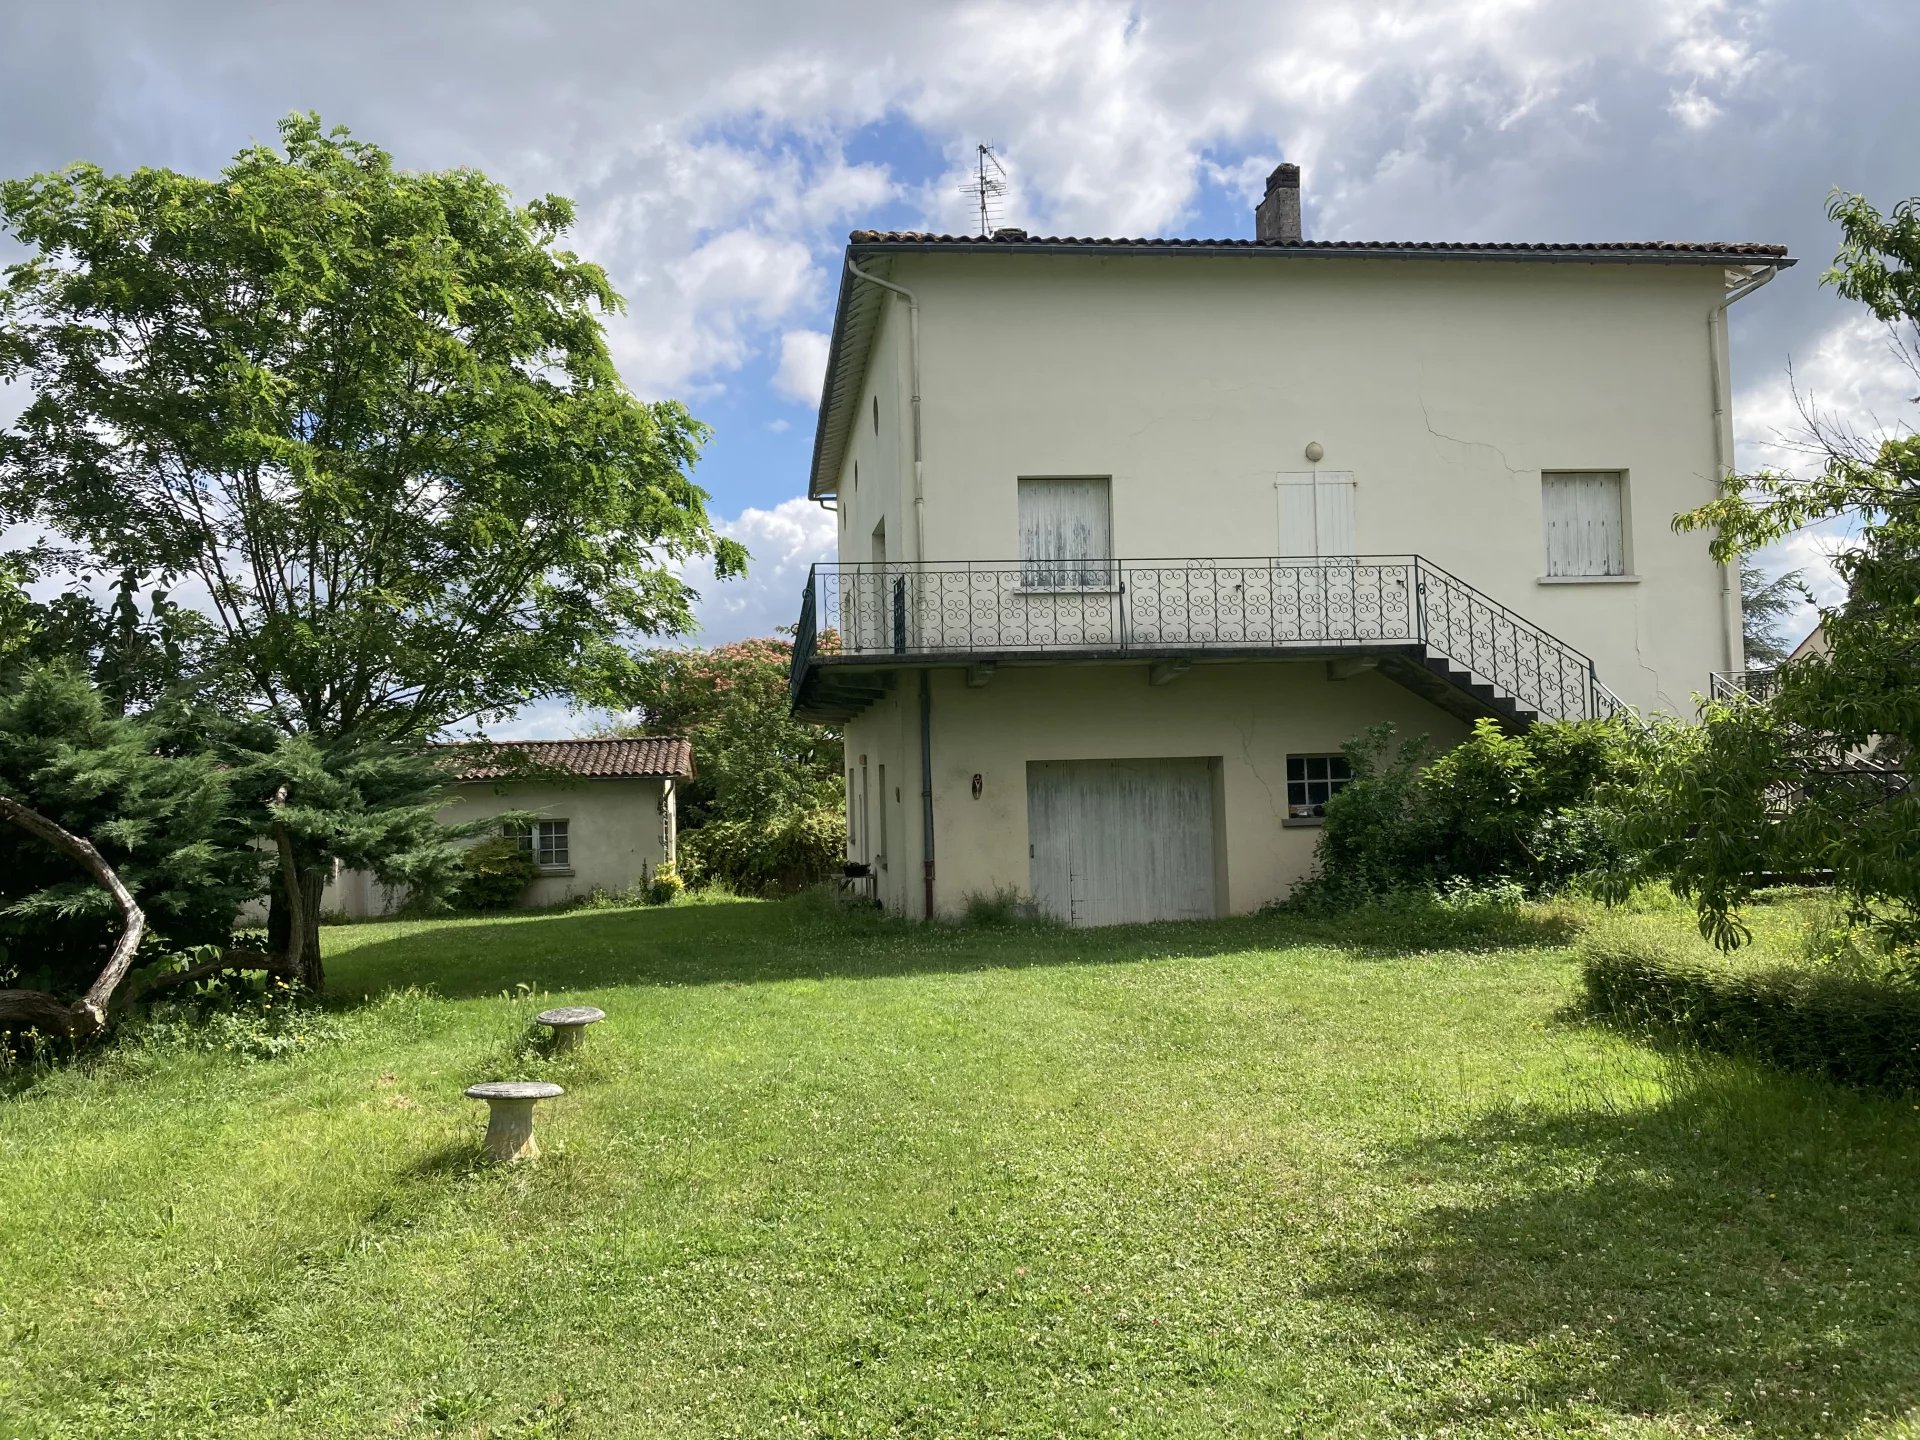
[
  {"x1": 1788, "y1": 622, "x2": 1830, "y2": 664},
  {"x1": 444, "y1": 737, "x2": 694, "y2": 782},
  {"x1": 809, "y1": 232, "x2": 1795, "y2": 499}
]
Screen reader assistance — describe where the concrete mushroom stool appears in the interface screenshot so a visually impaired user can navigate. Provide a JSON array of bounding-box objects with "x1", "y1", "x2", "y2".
[
  {"x1": 535, "y1": 1005, "x2": 606, "y2": 1054},
  {"x1": 464, "y1": 1080, "x2": 565, "y2": 1163}
]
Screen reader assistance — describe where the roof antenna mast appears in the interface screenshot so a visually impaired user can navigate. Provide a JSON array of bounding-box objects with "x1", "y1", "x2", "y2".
[{"x1": 959, "y1": 143, "x2": 1008, "y2": 235}]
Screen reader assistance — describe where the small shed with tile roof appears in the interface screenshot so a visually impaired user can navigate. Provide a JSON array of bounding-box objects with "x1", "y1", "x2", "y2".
[{"x1": 319, "y1": 736, "x2": 693, "y2": 919}]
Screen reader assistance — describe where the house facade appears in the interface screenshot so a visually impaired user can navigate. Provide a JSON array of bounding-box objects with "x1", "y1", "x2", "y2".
[
  {"x1": 318, "y1": 737, "x2": 690, "y2": 918},
  {"x1": 789, "y1": 166, "x2": 1793, "y2": 924}
]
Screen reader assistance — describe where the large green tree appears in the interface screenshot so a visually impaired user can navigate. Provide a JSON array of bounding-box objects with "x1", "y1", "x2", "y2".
[
  {"x1": 1612, "y1": 192, "x2": 1920, "y2": 951},
  {"x1": 606, "y1": 637, "x2": 844, "y2": 891},
  {"x1": 0, "y1": 115, "x2": 745, "y2": 988}
]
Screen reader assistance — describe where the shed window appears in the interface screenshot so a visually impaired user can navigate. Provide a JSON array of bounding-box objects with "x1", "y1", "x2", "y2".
[
  {"x1": 508, "y1": 819, "x2": 570, "y2": 869},
  {"x1": 1542, "y1": 471, "x2": 1626, "y2": 577},
  {"x1": 1018, "y1": 476, "x2": 1113, "y2": 590},
  {"x1": 1286, "y1": 754, "x2": 1352, "y2": 821}
]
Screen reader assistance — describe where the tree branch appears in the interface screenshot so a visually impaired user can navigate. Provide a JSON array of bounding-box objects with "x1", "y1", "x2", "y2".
[{"x1": 0, "y1": 793, "x2": 146, "y2": 1036}]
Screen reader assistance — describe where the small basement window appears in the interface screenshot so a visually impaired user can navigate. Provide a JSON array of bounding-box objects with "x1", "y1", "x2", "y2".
[
  {"x1": 1285, "y1": 754, "x2": 1352, "y2": 822},
  {"x1": 508, "y1": 819, "x2": 571, "y2": 869}
]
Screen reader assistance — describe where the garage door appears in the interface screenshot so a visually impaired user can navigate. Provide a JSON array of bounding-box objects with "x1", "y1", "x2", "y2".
[{"x1": 1027, "y1": 758, "x2": 1217, "y2": 926}]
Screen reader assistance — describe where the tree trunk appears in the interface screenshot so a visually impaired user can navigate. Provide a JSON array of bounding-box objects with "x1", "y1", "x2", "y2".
[
  {"x1": 268, "y1": 825, "x2": 326, "y2": 995},
  {"x1": 0, "y1": 793, "x2": 146, "y2": 1038}
]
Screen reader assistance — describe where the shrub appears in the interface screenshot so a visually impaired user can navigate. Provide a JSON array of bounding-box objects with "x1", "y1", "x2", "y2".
[
  {"x1": 1290, "y1": 717, "x2": 1637, "y2": 912},
  {"x1": 454, "y1": 837, "x2": 539, "y2": 911},
  {"x1": 682, "y1": 804, "x2": 846, "y2": 895},
  {"x1": 644, "y1": 863, "x2": 685, "y2": 906},
  {"x1": 0, "y1": 662, "x2": 259, "y2": 998},
  {"x1": 1579, "y1": 938, "x2": 1920, "y2": 1095}
]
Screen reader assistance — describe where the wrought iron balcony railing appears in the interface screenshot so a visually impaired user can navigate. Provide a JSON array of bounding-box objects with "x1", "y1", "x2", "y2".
[
  {"x1": 1710, "y1": 670, "x2": 1783, "y2": 703},
  {"x1": 792, "y1": 556, "x2": 1625, "y2": 725}
]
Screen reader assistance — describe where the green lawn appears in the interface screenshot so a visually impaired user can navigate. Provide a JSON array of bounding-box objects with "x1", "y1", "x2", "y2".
[{"x1": 3, "y1": 896, "x2": 1917, "y2": 1438}]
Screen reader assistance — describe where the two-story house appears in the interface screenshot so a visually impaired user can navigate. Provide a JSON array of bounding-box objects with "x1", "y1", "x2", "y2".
[{"x1": 788, "y1": 165, "x2": 1792, "y2": 925}]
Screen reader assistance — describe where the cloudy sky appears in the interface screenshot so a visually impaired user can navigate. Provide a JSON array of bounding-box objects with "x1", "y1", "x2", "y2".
[{"x1": 2, "y1": 0, "x2": 1914, "y2": 732}]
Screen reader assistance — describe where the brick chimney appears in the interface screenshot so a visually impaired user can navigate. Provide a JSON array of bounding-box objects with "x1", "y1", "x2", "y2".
[{"x1": 1255, "y1": 163, "x2": 1301, "y2": 243}]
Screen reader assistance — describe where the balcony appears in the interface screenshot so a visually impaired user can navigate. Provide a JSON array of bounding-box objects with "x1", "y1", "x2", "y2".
[{"x1": 790, "y1": 555, "x2": 1624, "y2": 728}]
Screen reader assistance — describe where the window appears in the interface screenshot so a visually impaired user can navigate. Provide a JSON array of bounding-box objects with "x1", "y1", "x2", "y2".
[
  {"x1": 1286, "y1": 754, "x2": 1352, "y2": 821},
  {"x1": 872, "y1": 395, "x2": 879, "y2": 433},
  {"x1": 1542, "y1": 471, "x2": 1626, "y2": 577},
  {"x1": 508, "y1": 819, "x2": 570, "y2": 869},
  {"x1": 1018, "y1": 476, "x2": 1113, "y2": 590}
]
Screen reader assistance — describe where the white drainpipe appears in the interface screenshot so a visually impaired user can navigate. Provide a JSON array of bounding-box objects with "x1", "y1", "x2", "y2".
[
  {"x1": 1708, "y1": 265, "x2": 1779, "y2": 674},
  {"x1": 845, "y1": 256, "x2": 926, "y2": 562}
]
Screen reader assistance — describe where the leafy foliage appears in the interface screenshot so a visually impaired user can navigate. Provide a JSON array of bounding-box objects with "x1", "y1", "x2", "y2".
[
  {"x1": 1291, "y1": 718, "x2": 1636, "y2": 910},
  {"x1": 608, "y1": 637, "x2": 844, "y2": 891},
  {"x1": 0, "y1": 663, "x2": 259, "y2": 997},
  {"x1": 1580, "y1": 935, "x2": 1920, "y2": 1096},
  {"x1": 681, "y1": 807, "x2": 847, "y2": 895},
  {"x1": 643, "y1": 863, "x2": 685, "y2": 906},
  {"x1": 454, "y1": 836, "x2": 540, "y2": 911},
  {"x1": 1628, "y1": 190, "x2": 1920, "y2": 954},
  {"x1": 1740, "y1": 559, "x2": 1805, "y2": 669},
  {"x1": 0, "y1": 115, "x2": 746, "y2": 986}
]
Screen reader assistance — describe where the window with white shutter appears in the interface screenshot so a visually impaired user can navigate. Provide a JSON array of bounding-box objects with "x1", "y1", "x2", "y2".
[
  {"x1": 1542, "y1": 471, "x2": 1627, "y2": 577},
  {"x1": 1018, "y1": 476, "x2": 1113, "y2": 589},
  {"x1": 1275, "y1": 472, "x2": 1357, "y2": 557}
]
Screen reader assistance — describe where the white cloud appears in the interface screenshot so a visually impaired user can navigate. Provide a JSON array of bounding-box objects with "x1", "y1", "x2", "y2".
[
  {"x1": 1734, "y1": 311, "x2": 1915, "y2": 627},
  {"x1": 1735, "y1": 313, "x2": 1917, "y2": 475},
  {"x1": 773, "y1": 328, "x2": 831, "y2": 406},
  {"x1": 1669, "y1": 88, "x2": 1723, "y2": 129},
  {"x1": 687, "y1": 495, "x2": 837, "y2": 645}
]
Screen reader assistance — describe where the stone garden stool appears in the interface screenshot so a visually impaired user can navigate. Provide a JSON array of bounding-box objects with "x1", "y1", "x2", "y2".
[
  {"x1": 464, "y1": 1080, "x2": 565, "y2": 1163},
  {"x1": 535, "y1": 1005, "x2": 606, "y2": 1053}
]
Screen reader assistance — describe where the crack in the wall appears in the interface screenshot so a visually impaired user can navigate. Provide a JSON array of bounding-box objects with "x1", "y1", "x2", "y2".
[
  {"x1": 1233, "y1": 705, "x2": 1285, "y2": 826},
  {"x1": 1419, "y1": 396, "x2": 1527, "y2": 478}
]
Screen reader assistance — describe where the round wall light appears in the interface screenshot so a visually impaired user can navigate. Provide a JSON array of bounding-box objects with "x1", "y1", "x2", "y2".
[{"x1": 1304, "y1": 441, "x2": 1325, "y2": 463}]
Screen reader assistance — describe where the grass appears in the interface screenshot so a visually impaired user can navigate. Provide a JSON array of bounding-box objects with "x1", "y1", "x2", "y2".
[{"x1": 2, "y1": 892, "x2": 1917, "y2": 1437}]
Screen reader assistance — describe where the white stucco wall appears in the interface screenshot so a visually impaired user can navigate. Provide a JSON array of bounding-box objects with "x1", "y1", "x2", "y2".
[
  {"x1": 840, "y1": 252, "x2": 1745, "y2": 716},
  {"x1": 821, "y1": 249, "x2": 1771, "y2": 919},
  {"x1": 845, "y1": 661, "x2": 1470, "y2": 919}
]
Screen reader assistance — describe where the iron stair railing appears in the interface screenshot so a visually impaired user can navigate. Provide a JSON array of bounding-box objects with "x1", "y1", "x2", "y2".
[
  {"x1": 791, "y1": 555, "x2": 1623, "y2": 724},
  {"x1": 1708, "y1": 668, "x2": 1910, "y2": 808}
]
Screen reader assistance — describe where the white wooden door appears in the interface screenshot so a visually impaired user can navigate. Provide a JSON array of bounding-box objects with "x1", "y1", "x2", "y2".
[
  {"x1": 1276, "y1": 472, "x2": 1356, "y2": 639},
  {"x1": 1027, "y1": 759, "x2": 1217, "y2": 926}
]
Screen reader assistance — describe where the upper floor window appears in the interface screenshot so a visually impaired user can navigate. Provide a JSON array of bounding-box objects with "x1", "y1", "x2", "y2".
[
  {"x1": 1542, "y1": 470, "x2": 1626, "y2": 577},
  {"x1": 1018, "y1": 476, "x2": 1112, "y2": 590}
]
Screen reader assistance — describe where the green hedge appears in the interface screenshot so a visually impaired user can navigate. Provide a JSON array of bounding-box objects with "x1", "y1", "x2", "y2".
[{"x1": 1580, "y1": 941, "x2": 1920, "y2": 1095}]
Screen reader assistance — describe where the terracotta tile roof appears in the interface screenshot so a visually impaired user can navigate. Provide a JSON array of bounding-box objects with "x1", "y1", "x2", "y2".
[
  {"x1": 442, "y1": 737, "x2": 693, "y2": 782},
  {"x1": 847, "y1": 231, "x2": 1793, "y2": 259}
]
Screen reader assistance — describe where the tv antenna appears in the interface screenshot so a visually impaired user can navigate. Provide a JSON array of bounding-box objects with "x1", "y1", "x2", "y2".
[{"x1": 959, "y1": 143, "x2": 1008, "y2": 234}]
